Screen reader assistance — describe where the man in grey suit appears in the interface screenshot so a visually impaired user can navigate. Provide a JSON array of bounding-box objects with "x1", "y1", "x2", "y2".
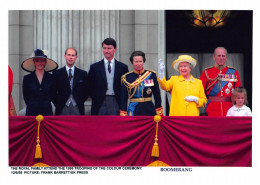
[{"x1": 88, "y1": 38, "x2": 129, "y2": 115}]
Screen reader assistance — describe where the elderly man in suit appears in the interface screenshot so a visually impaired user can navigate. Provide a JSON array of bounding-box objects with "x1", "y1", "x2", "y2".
[
  {"x1": 88, "y1": 38, "x2": 129, "y2": 115},
  {"x1": 53, "y1": 48, "x2": 88, "y2": 115}
]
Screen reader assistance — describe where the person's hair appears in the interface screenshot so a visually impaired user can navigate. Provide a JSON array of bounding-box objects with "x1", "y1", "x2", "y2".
[
  {"x1": 231, "y1": 87, "x2": 248, "y2": 105},
  {"x1": 33, "y1": 58, "x2": 47, "y2": 62},
  {"x1": 188, "y1": 63, "x2": 193, "y2": 70},
  {"x1": 102, "y1": 38, "x2": 117, "y2": 48},
  {"x1": 214, "y1": 46, "x2": 228, "y2": 56},
  {"x1": 178, "y1": 62, "x2": 193, "y2": 70},
  {"x1": 129, "y1": 51, "x2": 146, "y2": 64},
  {"x1": 65, "y1": 48, "x2": 78, "y2": 56}
]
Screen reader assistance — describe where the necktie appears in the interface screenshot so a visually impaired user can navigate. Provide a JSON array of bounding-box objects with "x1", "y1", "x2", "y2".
[
  {"x1": 108, "y1": 61, "x2": 111, "y2": 73},
  {"x1": 69, "y1": 68, "x2": 73, "y2": 81}
]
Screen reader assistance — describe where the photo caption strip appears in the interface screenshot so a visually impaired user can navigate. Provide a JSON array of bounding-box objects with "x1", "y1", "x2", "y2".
[{"x1": 10, "y1": 166, "x2": 143, "y2": 175}]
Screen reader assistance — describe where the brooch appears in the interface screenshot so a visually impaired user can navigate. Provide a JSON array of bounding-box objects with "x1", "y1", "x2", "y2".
[{"x1": 146, "y1": 88, "x2": 152, "y2": 95}]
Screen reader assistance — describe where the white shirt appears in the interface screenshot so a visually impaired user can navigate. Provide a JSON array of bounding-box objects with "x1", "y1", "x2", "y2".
[
  {"x1": 65, "y1": 65, "x2": 75, "y2": 89},
  {"x1": 66, "y1": 65, "x2": 75, "y2": 77},
  {"x1": 104, "y1": 58, "x2": 115, "y2": 71},
  {"x1": 65, "y1": 65, "x2": 77, "y2": 106},
  {"x1": 104, "y1": 58, "x2": 115, "y2": 95},
  {"x1": 226, "y1": 105, "x2": 252, "y2": 116}
]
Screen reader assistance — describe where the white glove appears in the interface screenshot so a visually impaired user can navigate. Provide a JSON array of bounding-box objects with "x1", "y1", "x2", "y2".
[
  {"x1": 158, "y1": 59, "x2": 165, "y2": 80},
  {"x1": 184, "y1": 96, "x2": 199, "y2": 104}
]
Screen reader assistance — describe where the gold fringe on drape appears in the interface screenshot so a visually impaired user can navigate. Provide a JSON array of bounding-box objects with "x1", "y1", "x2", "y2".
[
  {"x1": 35, "y1": 115, "x2": 44, "y2": 159},
  {"x1": 151, "y1": 115, "x2": 161, "y2": 157},
  {"x1": 33, "y1": 162, "x2": 50, "y2": 167},
  {"x1": 147, "y1": 160, "x2": 170, "y2": 167}
]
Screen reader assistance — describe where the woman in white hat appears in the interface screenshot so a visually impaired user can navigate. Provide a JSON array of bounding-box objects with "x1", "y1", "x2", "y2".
[
  {"x1": 21, "y1": 49, "x2": 58, "y2": 116},
  {"x1": 158, "y1": 55, "x2": 207, "y2": 116}
]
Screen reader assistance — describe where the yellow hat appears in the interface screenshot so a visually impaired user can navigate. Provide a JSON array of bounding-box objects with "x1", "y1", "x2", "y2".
[{"x1": 172, "y1": 55, "x2": 197, "y2": 71}]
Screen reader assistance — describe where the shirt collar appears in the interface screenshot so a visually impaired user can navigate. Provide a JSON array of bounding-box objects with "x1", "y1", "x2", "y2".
[
  {"x1": 104, "y1": 58, "x2": 115, "y2": 64},
  {"x1": 134, "y1": 68, "x2": 145, "y2": 74},
  {"x1": 66, "y1": 65, "x2": 75, "y2": 73},
  {"x1": 233, "y1": 105, "x2": 246, "y2": 111},
  {"x1": 214, "y1": 63, "x2": 226, "y2": 70},
  {"x1": 178, "y1": 75, "x2": 195, "y2": 83}
]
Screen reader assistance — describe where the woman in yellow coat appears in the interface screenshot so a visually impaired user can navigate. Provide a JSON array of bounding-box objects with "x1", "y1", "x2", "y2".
[{"x1": 158, "y1": 55, "x2": 207, "y2": 116}]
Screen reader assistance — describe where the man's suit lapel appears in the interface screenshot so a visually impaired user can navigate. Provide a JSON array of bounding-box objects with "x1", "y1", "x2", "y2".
[
  {"x1": 99, "y1": 59, "x2": 107, "y2": 84},
  {"x1": 61, "y1": 67, "x2": 71, "y2": 89},
  {"x1": 73, "y1": 67, "x2": 79, "y2": 89},
  {"x1": 114, "y1": 60, "x2": 120, "y2": 82}
]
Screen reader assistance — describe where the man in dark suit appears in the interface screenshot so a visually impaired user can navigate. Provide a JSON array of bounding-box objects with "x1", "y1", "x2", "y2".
[
  {"x1": 88, "y1": 38, "x2": 129, "y2": 115},
  {"x1": 53, "y1": 48, "x2": 88, "y2": 115}
]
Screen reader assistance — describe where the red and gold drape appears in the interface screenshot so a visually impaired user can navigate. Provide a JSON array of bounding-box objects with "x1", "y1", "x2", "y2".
[{"x1": 9, "y1": 116, "x2": 252, "y2": 166}]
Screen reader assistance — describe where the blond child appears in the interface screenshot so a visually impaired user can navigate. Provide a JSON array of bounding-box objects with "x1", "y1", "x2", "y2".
[{"x1": 226, "y1": 87, "x2": 252, "y2": 116}]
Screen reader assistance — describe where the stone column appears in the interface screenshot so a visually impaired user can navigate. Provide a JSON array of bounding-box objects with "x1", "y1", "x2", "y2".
[
  {"x1": 119, "y1": 10, "x2": 166, "y2": 114},
  {"x1": 158, "y1": 11, "x2": 166, "y2": 114},
  {"x1": 9, "y1": 10, "x2": 34, "y2": 113},
  {"x1": 33, "y1": 10, "x2": 120, "y2": 71}
]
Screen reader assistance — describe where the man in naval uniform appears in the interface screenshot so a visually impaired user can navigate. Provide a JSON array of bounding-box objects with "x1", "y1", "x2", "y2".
[
  {"x1": 120, "y1": 51, "x2": 163, "y2": 116},
  {"x1": 200, "y1": 47, "x2": 241, "y2": 116}
]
